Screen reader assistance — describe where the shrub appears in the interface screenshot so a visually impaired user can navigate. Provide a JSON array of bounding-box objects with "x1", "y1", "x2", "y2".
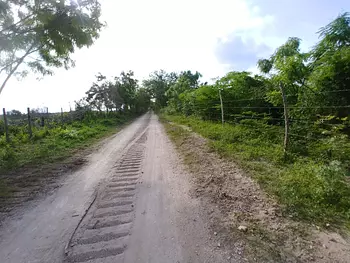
[
  {"x1": 0, "y1": 145, "x2": 18, "y2": 168},
  {"x1": 31, "y1": 128, "x2": 51, "y2": 141},
  {"x1": 278, "y1": 161, "x2": 350, "y2": 225},
  {"x1": 58, "y1": 129, "x2": 79, "y2": 139}
]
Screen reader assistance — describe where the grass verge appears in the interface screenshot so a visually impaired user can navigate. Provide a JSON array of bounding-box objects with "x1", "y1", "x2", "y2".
[
  {"x1": 0, "y1": 114, "x2": 135, "y2": 197},
  {"x1": 161, "y1": 114, "x2": 350, "y2": 230}
]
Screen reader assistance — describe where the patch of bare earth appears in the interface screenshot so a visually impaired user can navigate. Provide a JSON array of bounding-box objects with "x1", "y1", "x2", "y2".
[
  {"x1": 0, "y1": 133, "x2": 115, "y2": 225},
  {"x1": 163, "y1": 121, "x2": 350, "y2": 263}
]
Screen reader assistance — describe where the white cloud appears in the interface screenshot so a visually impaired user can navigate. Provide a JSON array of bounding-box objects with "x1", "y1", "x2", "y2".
[{"x1": 0, "y1": 0, "x2": 274, "y2": 112}]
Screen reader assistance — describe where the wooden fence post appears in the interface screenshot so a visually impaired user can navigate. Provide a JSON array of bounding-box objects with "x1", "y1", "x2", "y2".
[
  {"x1": 280, "y1": 83, "x2": 289, "y2": 159},
  {"x1": 3, "y1": 108, "x2": 10, "y2": 142},
  {"x1": 219, "y1": 88, "x2": 224, "y2": 126},
  {"x1": 27, "y1": 107, "x2": 32, "y2": 138}
]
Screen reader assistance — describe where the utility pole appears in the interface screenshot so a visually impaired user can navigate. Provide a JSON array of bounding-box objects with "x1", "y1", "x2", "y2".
[{"x1": 219, "y1": 88, "x2": 224, "y2": 126}]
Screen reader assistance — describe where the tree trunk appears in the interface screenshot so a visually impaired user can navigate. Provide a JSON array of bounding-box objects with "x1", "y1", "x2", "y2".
[{"x1": 279, "y1": 83, "x2": 289, "y2": 159}]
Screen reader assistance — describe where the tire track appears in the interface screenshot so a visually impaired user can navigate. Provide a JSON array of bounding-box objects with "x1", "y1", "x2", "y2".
[{"x1": 64, "y1": 131, "x2": 148, "y2": 263}]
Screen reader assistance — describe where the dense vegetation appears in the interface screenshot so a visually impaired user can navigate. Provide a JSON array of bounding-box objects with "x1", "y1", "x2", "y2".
[{"x1": 156, "y1": 13, "x2": 350, "y2": 228}]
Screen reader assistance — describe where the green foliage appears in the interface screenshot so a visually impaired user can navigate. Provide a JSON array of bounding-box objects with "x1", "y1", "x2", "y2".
[
  {"x1": 0, "y1": 114, "x2": 133, "y2": 172},
  {"x1": 166, "y1": 70, "x2": 202, "y2": 112},
  {"x1": 0, "y1": 0, "x2": 104, "y2": 94},
  {"x1": 143, "y1": 70, "x2": 178, "y2": 108},
  {"x1": 84, "y1": 71, "x2": 150, "y2": 114},
  {"x1": 278, "y1": 161, "x2": 350, "y2": 224},
  {"x1": 58, "y1": 128, "x2": 79, "y2": 139},
  {"x1": 163, "y1": 114, "x2": 350, "y2": 228},
  {"x1": 166, "y1": 71, "x2": 272, "y2": 120}
]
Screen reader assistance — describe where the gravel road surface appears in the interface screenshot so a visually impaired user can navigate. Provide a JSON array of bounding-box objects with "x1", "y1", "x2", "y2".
[{"x1": 0, "y1": 113, "x2": 230, "y2": 263}]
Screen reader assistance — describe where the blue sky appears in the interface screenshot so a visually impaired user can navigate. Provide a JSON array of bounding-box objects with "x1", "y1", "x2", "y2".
[
  {"x1": 0, "y1": 0, "x2": 349, "y2": 112},
  {"x1": 215, "y1": 0, "x2": 350, "y2": 71}
]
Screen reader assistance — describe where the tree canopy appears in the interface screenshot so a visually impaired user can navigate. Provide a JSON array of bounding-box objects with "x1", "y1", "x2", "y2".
[
  {"x1": 82, "y1": 71, "x2": 150, "y2": 115},
  {"x1": 0, "y1": 0, "x2": 104, "y2": 95}
]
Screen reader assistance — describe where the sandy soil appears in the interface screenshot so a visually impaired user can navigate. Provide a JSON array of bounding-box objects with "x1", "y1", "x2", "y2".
[{"x1": 0, "y1": 113, "x2": 232, "y2": 263}]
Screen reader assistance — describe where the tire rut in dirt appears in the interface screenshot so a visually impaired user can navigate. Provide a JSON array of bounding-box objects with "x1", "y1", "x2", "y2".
[{"x1": 64, "y1": 131, "x2": 148, "y2": 263}]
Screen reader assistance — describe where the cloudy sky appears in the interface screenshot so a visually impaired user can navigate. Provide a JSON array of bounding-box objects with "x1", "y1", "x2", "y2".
[{"x1": 0, "y1": 0, "x2": 349, "y2": 112}]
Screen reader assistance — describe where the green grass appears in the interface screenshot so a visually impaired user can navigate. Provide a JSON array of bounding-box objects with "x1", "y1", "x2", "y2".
[
  {"x1": 0, "y1": 115, "x2": 133, "y2": 172},
  {"x1": 162, "y1": 114, "x2": 350, "y2": 229}
]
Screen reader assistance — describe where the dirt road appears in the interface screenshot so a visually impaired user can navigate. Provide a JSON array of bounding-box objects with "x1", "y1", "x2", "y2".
[{"x1": 0, "y1": 113, "x2": 230, "y2": 263}]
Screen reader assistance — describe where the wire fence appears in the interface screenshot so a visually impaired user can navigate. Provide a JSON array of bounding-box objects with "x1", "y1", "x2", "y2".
[
  {"x1": 177, "y1": 86, "x2": 350, "y2": 156},
  {"x1": 0, "y1": 107, "x2": 114, "y2": 143}
]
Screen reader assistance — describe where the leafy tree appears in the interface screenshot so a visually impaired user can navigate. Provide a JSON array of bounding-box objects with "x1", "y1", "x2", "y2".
[
  {"x1": 0, "y1": 0, "x2": 104, "y2": 95},
  {"x1": 85, "y1": 71, "x2": 147, "y2": 113},
  {"x1": 114, "y1": 71, "x2": 138, "y2": 110},
  {"x1": 174, "y1": 72, "x2": 271, "y2": 120},
  {"x1": 257, "y1": 37, "x2": 310, "y2": 107},
  {"x1": 308, "y1": 12, "x2": 350, "y2": 117},
  {"x1": 217, "y1": 71, "x2": 271, "y2": 114},
  {"x1": 143, "y1": 70, "x2": 177, "y2": 109},
  {"x1": 134, "y1": 88, "x2": 150, "y2": 114},
  {"x1": 166, "y1": 70, "x2": 202, "y2": 112},
  {"x1": 85, "y1": 73, "x2": 111, "y2": 111}
]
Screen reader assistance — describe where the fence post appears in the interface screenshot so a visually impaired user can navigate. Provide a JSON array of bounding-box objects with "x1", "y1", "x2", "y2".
[
  {"x1": 27, "y1": 107, "x2": 32, "y2": 138},
  {"x1": 219, "y1": 88, "x2": 224, "y2": 126},
  {"x1": 2, "y1": 108, "x2": 10, "y2": 142},
  {"x1": 280, "y1": 83, "x2": 289, "y2": 159},
  {"x1": 46, "y1": 107, "x2": 49, "y2": 127},
  {"x1": 61, "y1": 107, "x2": 64, "y2": 124}
]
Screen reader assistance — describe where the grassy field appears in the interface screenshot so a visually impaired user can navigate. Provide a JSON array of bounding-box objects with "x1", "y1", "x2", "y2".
[
  {"x1": 0, "y1": 115, "x2": 133, "y2": 172},
  {"x1": 162, "y1": 114, "x2": 350, "y2": 230},
  {"x1": 0, "y1": 114, "x2": 134, "y2": 198}
]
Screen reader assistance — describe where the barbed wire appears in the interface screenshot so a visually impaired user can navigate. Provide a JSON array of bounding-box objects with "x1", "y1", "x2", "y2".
[
  {"x1": 194, "y1": 88, "x2": 350, "y2": 104},
  {"x1": 182, "y1": 104, "x2": 350, "y2": 110}
]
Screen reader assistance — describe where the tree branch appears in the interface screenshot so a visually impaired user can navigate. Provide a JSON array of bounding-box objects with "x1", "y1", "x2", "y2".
[
  {"x1": 0, "y1": 44, "x2": 39, "y2": 96},
  {"x1": 0, "y1": 56, "x2": 22, "y2": 74},
  {"x1": 0, "y1": 13, "x2": 34, "y2": 35}
]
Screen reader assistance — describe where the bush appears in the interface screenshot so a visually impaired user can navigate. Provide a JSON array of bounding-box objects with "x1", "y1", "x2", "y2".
[
  {"x1": 278, "y1": 161, "x2": 350, "y2": 225},
  {"x1": 310, "y1": 135, "x2": 350, "y2": 167},
  {"x1": 58, "y1": 129, "x2": 79, "y2": 139},
  {"x1": 0, "y1": 135, "x2": 7, "y2": 146},
  {"x1": 32, "y1": 128, "x2": 51, "y2": 141},
  {"x1": 0, "y1": 145, "x2": 18, "y2": 169},
  {"x1": 100, "y1": 119, "x2": 115, "y2": 126}
]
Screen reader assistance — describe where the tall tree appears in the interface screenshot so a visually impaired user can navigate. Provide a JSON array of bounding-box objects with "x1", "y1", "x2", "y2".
[
  {"x1": 134, "y1": 88, "x2": 151, "y2": 114},
  {"x1": 85, "y1": 73, "x2": 110, "y2": 111},
  {"x1": 115, "y1": 71, "x2": 138, "y2": 110},
  {"x1": 166, "y1": 70, "x2": 201, "y2": 112},
  {"x1": 0, "y1": 0, "x2": 104, "y2": 95},
  {"x1": 143, "y1": 70, "x2": 177, "y2": 108},
  {"x1": 257, "y1": 37, "x2": 310, "y2": 108},
  {"x1": 308, "y1": 12, "x2": 350, "y2": 117}
]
